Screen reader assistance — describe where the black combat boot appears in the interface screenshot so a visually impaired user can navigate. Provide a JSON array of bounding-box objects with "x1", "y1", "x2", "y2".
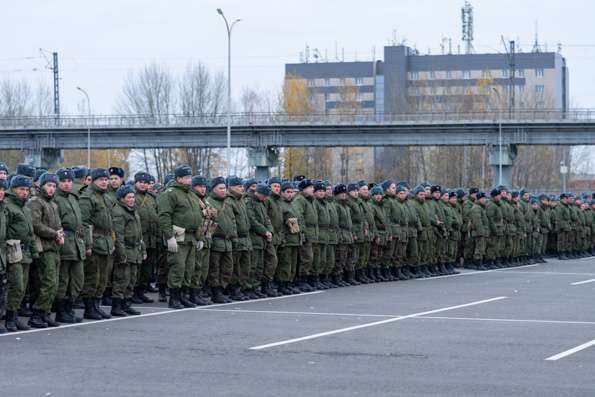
[
  {"x1": 211, "y1": 287, "x2": 229, "y2": 304},
  {"x1": 395, "y1": 268, "x2": 409, "y2": 280},
  {"x1": 102, "y1": 290, "x2": 112, "y2": 307},
  {"x1": 95, "y1": 298, "x2": 112, "y2": 319},
  {"x1": 277, "y1": 282, "x2": 292, "y2": 295},
  {"x1": 297, "y1": 277, "x2": 314, "y2": 292},
  {"x1": 28, "y1": 310, "x2": 48, "y2": 329},
  {"x1": 65, "y1": 300, "x2": 83, "y2": 323},
  {"x1": 5, "y1": 310, "x2": 29, "y2": 332},
  {"x1": 18, "y1": 301, "x2": 33, "y2": 317},
  {"x1": 168, "y1": 288, "x2": 184, "y2": 310},
  {"x1": 179, "y1": 288, "x2": 197, "y2": 308},
  {"x1": 56, "y1": 299, "x2": 75, "y2": 323},
  {"x1": 41, "y1": 311, "x2": 60, "y2": 327},
  {"x1": 262, "y1": 281, "x2": 280, "y2": 297},
  {"x1": 190, "y1": 288, "x2": 212, "y2": 306},
  {"x1": 229, "y1": 285, "x2": 247, "y2": 301},
  {"x1": 111, "y1": 298, "x2": 127, "y2": 316},
  {"x1": 158, "y1": 284, "x2": 168, "y2": 302},
  {"x1": 83, "y1": 298, "x2": 102, "y2": 320},
  {"x1": 122, "y1": 299, "x2": 141, "y2": 315}
]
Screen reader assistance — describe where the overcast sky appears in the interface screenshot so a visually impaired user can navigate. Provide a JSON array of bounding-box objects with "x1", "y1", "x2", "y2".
[{"x1": 2, "y1": 0, "x2": 593, "y2": 114}]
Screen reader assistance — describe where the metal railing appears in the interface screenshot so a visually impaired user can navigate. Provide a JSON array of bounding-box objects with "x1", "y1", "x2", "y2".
[{"x1": 0, "y1": 109, "x2": 593, "y2": 130}]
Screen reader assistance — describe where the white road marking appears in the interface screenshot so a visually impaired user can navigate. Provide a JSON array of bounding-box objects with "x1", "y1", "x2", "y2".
[
  {"x1": 196, "y1": 308, "x2": 400, "y2": 318},
  {"x1": 416, "y1": 263, "x2": 546, "y2": 281},
  {"x1": 570, "y1": 278, "x2": 595, "y2": 286},
  {"x1": 0, "y1": 291, "x2": 324, "y2": 338},
  {"x1": 418, "y1": 316, "x2": 595, "y2": 326},
  {"x1": 249, "y1": 296, "x2": 508, "y2": 350},
  {"x1": 499, "y1": 271, "x2": 595, "y2": 276},
  {"x1": 545, "y1": 338, "x2": 595, "y2": 361}
]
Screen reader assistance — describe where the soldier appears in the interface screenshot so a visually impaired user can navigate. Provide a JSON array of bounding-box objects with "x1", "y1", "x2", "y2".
[
  {"x1": 0, "y1": 162, "x2": 8, "y2": 179},
  {"x1": 189, "y1": 175, "x2": 213, "y2": 306},
  {"x1": 72, "y1": 166, "x2": 90, "y2": 196},
  {"x1": 554, "y1": 193, "x2": 572, "y2": 260},
  {"x1": 265, "y1": 177, "x2": 283, "y2": 287},
  {"x1": 107, "y1": 167, "x2": 125, "y2": 202},
  {"x1": 53, "y1": 168, "x2": 86, "y2": 324},
  {"x1": 408, "y1": 185, "x2": 433, "y2": 277},
  {"x1": 358, "y1": 182, "x2": 376, "y2": 283},
  {"x1": 500, "y1": 188, "x2": 517, "y2": 266},
  {"x1": 275, "y1": 182, "x2": 301, "y2": 295},
  {"x1": 426, "y1": 185, "x2": 447, "y2": 275},
  {"x1": 324, "y1": 182, "x2": 340, "y2": 287},
  {"x1": 111, "y1": 185, "x2": 145, "y2": 316},
  {"x1": 80, "y1": 168, "x2": 114, "y2": 320},
  {"x1": 226, "y1": 176, "x2": 252, "y2": 300},
  {"x1": 462, "y1": 187, "x2": 479, "y2": 264},
  {"x1": 345, "y1": 183, "x2": 364, "y2": 285},
  {"x1": 157, "y1": 165, "x2": 202, "y2": 309},
  {"x1": 536, "y1": 194, "x2": 552, "y2": 262},
  {"x1": 467, "y1": 192, "x2": 490, "y2": 270},
  {"x1": 292, "y1": 179, "x2": 318, "y2": 291},
  {"x1": 133, "y1": 172, "x2": 158, "y2": 304},
  {"x1": 369, "y1": 185, "x2": 388, "y2": 281},
  {"x1": 333, "y1": 184, "x2": 353, "y2": 286},
  {"x1": 206, "y1": 177, "x2": 237, "y2": 304},
  {"x1": 5, "y1": 175, "x2": 37, "y2": 331},
  {"x1": 246, "y1": 183, "x2": 278, "y2": 297},
  {"x1": 0, "y1": 179, "x2": 7, "y2": 333},
  {"x1": 28, "y1": 173, "x2": 64, "y2": 328},
  {"x1": 485, "y1": 188, "x2": 505, "y2": 268},
  {"x1": 312, "y1": 181, "x2": 330, "y2": 289},
  {"x1": 445, "y1": 191, "x2": 462, "y2": 274}
]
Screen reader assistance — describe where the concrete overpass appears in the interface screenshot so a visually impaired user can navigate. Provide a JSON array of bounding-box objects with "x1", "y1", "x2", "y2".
[{"x1": 1, "y1": 109, "x2": 593, "y2": 184}]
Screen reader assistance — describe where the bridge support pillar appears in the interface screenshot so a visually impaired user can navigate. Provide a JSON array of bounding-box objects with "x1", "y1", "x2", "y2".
[
  {"x1": 248, "y1": 147, "x2": 279, "y2": 181},
  {"x1": 488, "y1": 144, "x2": 517, "y2": 188},
  {"x1": 24, "y1": 149, "x2": 63, "y2": 169}
]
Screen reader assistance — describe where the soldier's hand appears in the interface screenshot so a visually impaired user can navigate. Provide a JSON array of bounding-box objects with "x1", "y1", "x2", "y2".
[
  {"x1": 85, "y1": 249, "x2": 92, "y2": 257},
  {"x1": 265, "y1": 231, "x2": 273, "y2": 241},
  {"x1": 167, "y1": 237, "x2": 178, "y2": 253}
]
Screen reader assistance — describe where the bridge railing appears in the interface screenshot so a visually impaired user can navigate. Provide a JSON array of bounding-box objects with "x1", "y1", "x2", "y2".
[{"x1": 0, "y1": 109, "x2": 594, "y2": 129}]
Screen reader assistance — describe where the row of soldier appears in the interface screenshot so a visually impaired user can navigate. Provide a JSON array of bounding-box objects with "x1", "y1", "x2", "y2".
[{"x1": 0, "y1": 162, "x2": 593, "y2": 332}]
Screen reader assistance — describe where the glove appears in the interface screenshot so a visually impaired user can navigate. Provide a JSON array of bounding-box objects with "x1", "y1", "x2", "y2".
[
  {"x1": 196, "y1": 241, "x2": 205, "y2": 251},
  {"x1": 167, "y1": 237, "x2": 178, "y2": 253}
]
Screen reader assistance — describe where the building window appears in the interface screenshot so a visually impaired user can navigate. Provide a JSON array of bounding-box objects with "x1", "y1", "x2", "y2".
[
  {"x1": 535, "y1": 68, "x2": 544, "y2": 77},
  {"x1": 446, "y1": 70, "x2": 452, "y2": 79},
  {"x1": 536, "y1": 85, "x2": 545, "y2": 94},
  {"x1": 518, "y1": 84, "x2": 525, "y2": 93},
  {"x1": 355, "y1": 77, "x2": 363, "y2": 85},
  {"x1": 517, "y1": 69, "x2": 524, "y2": 77},
  {"x1": 430, "y1": 86, "x2": 437, "y2": 95},
  {"x1": 481, "y1": 70, "x2": 491, "y2": 79},
  {"x1": 339, "y1": 78, "x2": 345, "y2": 85},
  {"x1": 502, "y1": 69, "x2": 509, "y2": 78},
  {"x1": 429, "y1": 71, "x2": 436, "y2": 80},
  {"x1": 409, "y1": 71, "x2": 419, "y2": 80},
  {"x1": 308, "y1": 79, "x2": 315, "y2": 87},
  {"x1": 462, "y1": 70, "x2": 471, "y2": 79},
  {"x1": 324, "y1": 78, "x2": 330, "y2": 86}
]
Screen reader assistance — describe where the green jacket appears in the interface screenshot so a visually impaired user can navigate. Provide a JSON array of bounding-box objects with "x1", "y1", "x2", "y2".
[
  {"x1": 5, "y1": 192, "x2": 37, "y2": 264},
  {"x1": 326, "y1": 198, "x2": 339, "y2": 245},
  {"x1": 54, "y1": 187, "x2": 86, "y2": 262},
  {"x1": 113, "y1": 201, "x2": 145, "y2": 264},
  {"x1": 371, "y1": 198, "x2": 389, "y2": 245},
  {"x1": 245, "y1": 192, "x2": 273, "y2": 250},
  {"x1": 279, "y1": 198, "x2": 301, "y2": 247},
  {"x1": 206, "y1": 192, "x2": 237, "y2": 252},
  {"x1": 346, "y1": 196, "x2": 366, "y2": 242},
  {"x1": 292, "y1": 192, "x2": 319, "y2": 243},
  {"x1": 335, "y1": 199, "x2": 353, "y2": 244},
  {"x1": 136, "y1": 189, "x2": 160, "y2": 249},
  {"x1": 0, "y1": 201, "x2": 7, "y2": 272},
  {"x1": 469, "y1": 202, "x2": 489, "y2": 237},
  {"x1": 157, "y1": 181, "x2": 203, "y2": 244},
  {"x1": 80, "y1": 183, "x2": 115, "y2": 255},
  {"x1": 360, "y1": 195, "x2": 377, "y2": 242},
  {"x1": 28, "y1": 189, "x2": 62, "y2": 253},
  {"x1": 405, "y1": 199, "x2": 423, "y2": 238},
  {"x1": 266, "y1": 193, "x2": 284, "y2": 246},
  {"x1": 314, "y1": 197, "x2": 331, "y2": 244},
  {"x1": 501, "y1": 200, "x2": 517, "y2": 234},
  {"x1": 485, "y1": 200, "x2": 505, "y2": 236},
  {"x1": 553, "y1": 202, "x2": 571, "y2": 232},
  {"x1": 446, "y1": 201, "x2": 463, "y2": 241},
  {"x1": 227, "y1": 190, "x2": 251, "y2": 251},
  {"x1": 409, "y1": 197, "x2": 431, "y2": 241}
]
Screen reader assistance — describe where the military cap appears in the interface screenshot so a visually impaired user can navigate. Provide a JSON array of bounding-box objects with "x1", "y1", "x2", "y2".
[
  {"x1": 293, "y1": 175, "x2": 306, "y2": 182},
  {"x1": 226, "y1": 175, "x2": 243, "y2": 187},
  {"x1": 134, "y1": 172, "x2": 152, "y2": 183},
  {"x1": 10, "y1": 175, "x2": 32, "y2": 188},
  {"x1": 243, "y1": 178, "x2": 257, "y2": 190},
  {"x1": 333, "y1": 184, "x2": 347, "y2": 195},
  {"x1": 109, "y1": 167, "x2": 125, "y2": 178},
  {"x1": 347, "y1": 183, "x2": 359, "y2": 192},
  {"x1": 497, "y1": 185, "x2": 508, "y2": 192},
  {"x1": 412, "y1": 185, "x2": 425, "y2": 195},
  {"x1": 381, "y1": 180, "x2": 394, "y2": 191},
  {"x1": 192, "y1": 175, "x2": 208, "y2": 187},
  {"x1": 357, "y1": 180, "x2": 367, "y2": 188},
  {"x1": 538, "y1": 194, "x2": 549, "y2": 201},
  {"x1": 91, "y1": 168, "x2": 110, "y2": 181},
  {"x1": 56, "y1": 168, "x2": 74, "y2": 181},
  {"x1": 38, "y1": 172, "x2": 58, "y2": 187},
  {"x1": 430, "y1": 185, "x2": 442, "y2": 193},
  {"x1": 456, "y1": 189, "x2": 466, "y2": 199},
  {"x1": 281, "y1": 181, "x2": 294, "y2": 192},
  {"x1": 370, "y1": 186, "x2": 383, "y2": 196},
  {"x1": 268, "y1": 176, "x2": 282, "y2": 185},
  {"x1": 396, "y1": 185, "x2": 407, "y2": 193},
  {"x1": 210, "y1": 176, "x2": 226, "y2": 189},
  {"x1": 560, "y1": 193, "x2": 568, "y2": 199},
  {"x1": 313, "y1": 181, "x2": 326, "y2": 192},
  {"x1": 298, "y1": 179, "x2": 313, "y2": 191},
  {"x1": 530, "y1": 197, "x2": 539, "y2": 204},
  {"x1": 16, "y1": 164, "x2": 35, "y2": 178},
  {"x1": 33, "y1": 168, "x2": 48, "y2": 182},
  {"x1": 477, "y1": 191, "x2": 486, "y2": 199},
  {"x1": 164, "y1": 174, "x2": 175, "y2": 185},
  {"x1": 367, "y1": 183, "x2": 376, "y2": 190},
  {"x1": 0, "y1": 178, "x2": 8, "y2": 190},
  {"x1": 174, "y1": 165, "x2": 192, "y2": 178},
  {"x1": 490, "y1": 188, "x2": 501, "y2": 198},
  {"x1": 0, "y1": 162, "x2": 8, "y2": 173},
  {"x1": 152, "y1": 182, "x2": 163, "y2": 191},
  {"x1": 255, "y1": 183, "x2": 271, "y2": 196},
  {"x1": 396, "y1": 181, "x2": 410, "y2": 189},
  {"x1": 520, "y1": 188, "x2": 528, "y2": 196},
  {"x1": 73, "y1": 166, "x2": 89, "y2": 179},
  {"x1": 511, "y1": 191, "x2": 519, "y2": 198},
  {"x1": 449, "y1": 191, "x2": 458, "y2": 198},
  {"x1": 116, "y1": 184, "x2": 135, "y2": 199},
  {"x1": 148, "y1": 174, "x2": 155, "y2": 183},
  {"x1": 469, "y1": 187, "x2": 479, "y2": 195}
]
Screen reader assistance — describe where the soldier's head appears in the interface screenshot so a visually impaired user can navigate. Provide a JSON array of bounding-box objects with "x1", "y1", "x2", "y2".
[
  {"x1": 57, "y1": 168, "x2": 74, "y2": 193},
  {"x1": 117, "y1": 185, "x2": 136, "y2": 207},
  {"x1": 449, "y1": 191, "x2": 458, "y2": 205},
  {"x1": 268, "y1": 176, "x2": 282, "y2": 195},
  {"x1": 109, "y1": 167, "x2": 125, "y2": 190},
  {"x1": 281, "y1": 182, "x2": 295, "y2": 201},
  {"x1": 91, "y1": 168, "x2": 110, "y2": 191},
  {"x1": 347, "y1": 183, "x2": 359, "y2": 199},
  {"x1": 314, "y1": 182, "x2": 326, "y2": 199},
  {"x1": 333, "y1": 184, "x2": 348, "y2": 201},
  {"x1": 244, "y1": 178, "x2": 257, "y2": 193},
  {"x1": 413, "y1": 185, "x2": 426, "y2": 201},
  {"x1": 370, "y1": 186, "x2": 383, "y2": 202},
  {"x1": 478, "y1": 192, "x2": 487, "y2": 205},
  {"x1": 440, "y1": 190, "x2": 449, "y2": 202},
  {"x1": 325, "y1": 182, "x2": 333, "y2": 198},
  {"x1": 16, "y1": 164, "x2": 35, "y2": 182},
  {"x1": 469, "y1": 187, "x2": 479, "y2": 200},
  {"x1": 396, "y1": 185, "x2": 408, "y2": 200},
  {"x1": 490, "y1": 188, "x2": 502, "y2": 202},
  {"x1": 0, "y1": 178, "x2": 7, "y2": 201},
  {"x1": 531, "y1": 199, "x2": 540, "y2": 210},
  {"x1": 210, "y1": 177, "x2": 227, "y2": 198},
  {"x1": 174, "y1": 166, "x2": 193, "y2": 186},
  {"x1": 381, "y1": 180, "x2": 395, "y2": 196},
  {"x1": 0, "y1": 162, "x2": 8, "y2": 179},
  {"x1": 227, "y1": 176, "x2": 244, "y2": 195},
  {"x1": 255, "y1": 183, "x2": 271, "y2": 202},
  {"x1": 511, "y1": 191, "x2": 520, "y2": 202},
  {"x1": 192, "y1": 175, "x2": 208, "y2": 196},
  {"x1": 358, "y1": 184, "x2": 369, "y2": 199},
  {"x1": 10, "y1": 175, "x2": 31, "y2": 199},
  {"x1": 134, "y1": 172, "x2": 152, "y2": 193},
  {"x1": 298, "y1": 179, "x2": 314, "y2": 197},
  {"x1": 431, "y1": 185, "x2": 442, "y2": 200}
]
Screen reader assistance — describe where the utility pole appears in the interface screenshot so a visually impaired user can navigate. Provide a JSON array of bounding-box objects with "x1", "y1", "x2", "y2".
[
  {"x1": 509, "y1": 40, "x2": 515, "y2": 118},
  {"x1": 53, "y1": 52, "x2": 60, "y2": 117}
]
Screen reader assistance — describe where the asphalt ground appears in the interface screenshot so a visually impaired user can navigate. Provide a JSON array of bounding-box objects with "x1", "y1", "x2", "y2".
[{"x1": 1, "y1": 257, "x2": 595, "y2": 397}]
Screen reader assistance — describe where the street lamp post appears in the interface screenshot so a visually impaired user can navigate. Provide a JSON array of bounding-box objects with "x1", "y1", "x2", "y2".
[
  {"x1": 76, "y1": 87, "x2": 91, "y2": 168},
  {"x1": 492, "y1": 87, "x2": 503, "y2": 185},
  {"x1": 217, "y1": 8, "x2": 241, "y2": 175}
]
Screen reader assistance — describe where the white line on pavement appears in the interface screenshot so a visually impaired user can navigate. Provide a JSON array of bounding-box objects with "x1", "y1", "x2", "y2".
[
  {"x1": 497, "y1": 271, "x2": 595, "y2": 276},
  {"x1": 416, "y1": 263, "x2": 546, "y2": 281},
  {"x1": 570, "y1": 278, "x2": 595, "y2": 286},
  {"x1": 0, "y1": 291, "x2": 324, "y2": 339},
  {"x1": 196, "y1": 308, "x2": 400, "y2": 318},
  {"x1": 248, "y1": 296, "x2": 508, "y2": 350},
  {"x1": 545, "y1": 338, "x2": 595, "y2": 361},
  {"x1": 418, "y1": 316, "x2": 595, "y2": 326}
]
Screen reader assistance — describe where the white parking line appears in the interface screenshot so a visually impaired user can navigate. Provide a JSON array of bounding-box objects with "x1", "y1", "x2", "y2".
[
  {"x1": 0, "y1": 291, "x2": 324, "y2": 338},
  {"x1": 249, "y1": 296, "x2": 507, "y2": 350},
  {"x1": 197, "y1": 308, "x2": 400, "y2": 318},
  {"x1": 416, "y1": 263, "x2": 545, "y2": 281},
  {"x1": 570, "y1": 278, "x2": 595, "y2": 286},
  {"x1": 418, "y1": 316, "x2": 595, "y2": 326},
  {"x1": 545, "y1": 338, "x2": 595, "y2": 361}
]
